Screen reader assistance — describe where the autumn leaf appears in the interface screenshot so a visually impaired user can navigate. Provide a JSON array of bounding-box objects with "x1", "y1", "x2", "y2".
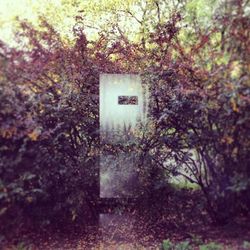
[
  {"x1": 26, "y1": 196, "x2": 33, "y2": 203},
  {"x1": 221, "y1": 135, "x2": 234, "y2": 145},
  {"x1": 230, "y1": 98, "x2": 239, "y2": 112},
  {"x1": 27, "y1": 127, "x2": 42, "y2": 141}
]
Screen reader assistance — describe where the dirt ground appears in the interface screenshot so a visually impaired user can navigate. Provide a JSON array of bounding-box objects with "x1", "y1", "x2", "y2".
[{"x1": 2, "y1": 190, "x2": 250, "y2": 249}]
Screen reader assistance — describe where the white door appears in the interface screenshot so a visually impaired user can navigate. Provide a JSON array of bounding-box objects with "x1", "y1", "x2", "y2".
[{"x1": 100, "y1": 74, "x2": 148, "y2": 198}]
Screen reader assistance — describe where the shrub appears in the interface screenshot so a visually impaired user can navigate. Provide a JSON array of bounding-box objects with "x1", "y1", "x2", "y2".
[
  {"x1": 199, "y1": 242, "x2": 222, "y2": 250},
  {"x1": 162, "y1": 239, "x2": 192, "y2": 250},
  {"x1": 0, "y1": 22, "x2": 104, "y2": 231}
]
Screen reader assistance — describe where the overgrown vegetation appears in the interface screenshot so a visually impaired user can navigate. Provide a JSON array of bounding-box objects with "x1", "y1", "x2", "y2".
[{"x1": 0, "y1": 0, "x2": 249, "y2": 247}]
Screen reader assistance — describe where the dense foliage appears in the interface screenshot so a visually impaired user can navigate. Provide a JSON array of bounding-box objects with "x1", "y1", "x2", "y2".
[
  {"x1": 0, "y1": 0, "x2": 249, "y2": 237},
  {"x1": 0, "y1": 23, "x2": 105, "y2": 231}
]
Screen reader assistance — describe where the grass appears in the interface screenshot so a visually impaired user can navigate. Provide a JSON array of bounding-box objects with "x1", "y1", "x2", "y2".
[{"x1": 169, "y1": 181, "x2": 200, "y2": 190}]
